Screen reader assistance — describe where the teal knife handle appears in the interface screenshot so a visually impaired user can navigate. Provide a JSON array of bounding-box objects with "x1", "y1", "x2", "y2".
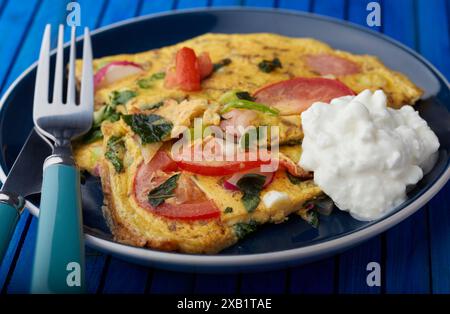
[
  {"x1": 31, "y1": 162, "x2": 85, "y2": 294},
  {"x1": 0, "y1": 192, "x2": 24, "y2": 263}
]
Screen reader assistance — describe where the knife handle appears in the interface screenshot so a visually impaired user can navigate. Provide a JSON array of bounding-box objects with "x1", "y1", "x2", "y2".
[
  {"x1": 0, "y1": 192, "x2": 24, "y2": 263},
  {"x1": 31, "y1": 160, "x2": 85, "y2": 294}
]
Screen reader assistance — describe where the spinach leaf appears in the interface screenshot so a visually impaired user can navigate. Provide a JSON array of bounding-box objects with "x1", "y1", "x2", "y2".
[
  {"x1": 258, "y1": 57, "x2": 282, "y2": 73},
  {"x1": 213, "y1": 58, "x2": 232, "y2": 72},
  {"x1": 233, "y1": 220, "x2": 258, "y2": 239},
  {"x1": 110, "y1": 90, "x2": 137, "y2": 106},
  {"x1": 122, "y1": 114, "x2": 172, "y2": 144},
  {"x1": 137, "y1": 72, "x2": 166, "y2": 89},
  {"x1": 105, "y1": 135, "x2": 125, "y2": 173},
  {"x1": 148, "y1": 174, "x2": 180, "y2": 207},
  {"x1": 236, "y1": 174, "x2": 266, "y2": 213}
]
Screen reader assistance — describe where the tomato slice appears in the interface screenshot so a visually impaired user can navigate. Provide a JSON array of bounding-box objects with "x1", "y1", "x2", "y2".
[
  {"x1": 254, "y1": 77, "x2": 355, "y2": 115},
  {"x1": 133, "y1": 150, "x2": 220, "y2": 220},
  {"x1": 197, "y1": 52, "x2": 214, "y2": 79},
  {"x1": 163, "y1": 47, "x2": 201, "y2": 91},
  {"x1": 176, "y1": 158, "x2": 271, "y2": 176}
]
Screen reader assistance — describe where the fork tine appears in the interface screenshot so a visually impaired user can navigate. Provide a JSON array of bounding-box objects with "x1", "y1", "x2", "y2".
[
  {"x1": 52, "y1": 25, "x2": 64, "y2": 104},
  {"x1": 33, "y1": 24, "x2": 51, "y2": 107},
  {"x1": 80, "y1": 27, "x2": 93, "y2": 112},
  {"x1": 66, "y1": 26, "x2": 76, "y2": 105}
]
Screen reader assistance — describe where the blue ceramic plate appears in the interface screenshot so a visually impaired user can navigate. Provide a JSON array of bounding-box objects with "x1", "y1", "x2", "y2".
[{"x1": 1, "y1": 8, "x2": 449, "y2": 272}]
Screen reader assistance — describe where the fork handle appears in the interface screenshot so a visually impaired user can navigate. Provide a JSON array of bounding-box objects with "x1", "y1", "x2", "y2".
[
  {"x1": 31, "y1": 160, "x2": 85, "y2": 294},
  {"x1": 0, "y1": 192, "x2": 25, "y2": 263}
]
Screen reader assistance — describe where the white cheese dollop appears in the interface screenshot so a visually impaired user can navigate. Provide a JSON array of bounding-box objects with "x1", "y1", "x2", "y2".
[
  {"x1": 299, "y1": 89, "x2": 440, "y2": 221},
  {"x1": 263, "y1": 191, "x2": 291, "y2": 211}
]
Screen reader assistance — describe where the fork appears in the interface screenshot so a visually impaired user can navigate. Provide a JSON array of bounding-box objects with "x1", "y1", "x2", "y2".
[{"x1": 30, "y1": 24, "x2": 93, "y2": 294}]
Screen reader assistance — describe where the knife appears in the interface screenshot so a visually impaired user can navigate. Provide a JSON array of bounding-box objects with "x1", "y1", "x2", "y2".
[{"x1": 0, "y1": 128, "x2": 52, "y2": 262}]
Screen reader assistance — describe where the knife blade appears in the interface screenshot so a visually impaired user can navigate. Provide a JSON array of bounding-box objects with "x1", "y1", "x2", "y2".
[{"x1": 0, "y1": 128, "x2": 52, "y2": 261}]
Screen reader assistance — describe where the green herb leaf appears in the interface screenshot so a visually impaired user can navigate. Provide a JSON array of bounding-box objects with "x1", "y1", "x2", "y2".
[
  {"x1": 236, "y1": 174, "x2": 266, "y2": 213},
  {"x1": 258, "y1": 57, "x2": 282, "y2": 73},
  {"x1": 151, "y1": 72, "x2": 166, "y2": 80},
  {"x1": 110, "y1": 90, "x2": 137, "y2": 107},
  {"x1": 82, "y1": 128, "x2": 103, "y2": 144},
  {"x1": 122, "y1": 114, "x2": 173, "y2": 144},
  {"x1": 213, "y1": 58, "x2": 232, "y2": 72},
  {"x1": 286, "y1": 171, "x2": 303, "y2": 185},
  {"x1": 233, "y1": 220, "x2": 258, "y2": 239},
  {"x1": 304, "y1": 209, "x2": 319, "y2": 228},
  {"x1": 105, "y1": 135, "x2": 125, "y2": 173},
  {"x1": 137, "y1": 72, "x2": 166, "y2": 89},
  {"x1": 220, "y1": 99, "x2": 279, "y2": 115},
  {"x1": 148, "y1": 174, "x2": 180, "y2": 207},
  {"x1": 224, "y1": 207, "x2": 233, "y2": 214}
]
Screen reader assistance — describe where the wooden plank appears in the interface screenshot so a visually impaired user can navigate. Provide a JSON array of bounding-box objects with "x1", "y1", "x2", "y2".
[
  {"x1": 5, "y1": 218, "x2": 37, "y2": 293},
  {"x1": 277, "y1": 0, "x2": 310, "y2": 11},
  {"x1": 416, "y1": 0, "x2": 450, "y2": 294},
  {"x1": 177, "y1": 0, "x2": 209, "y2": 9},
  {"x1": 0, "y1": 0, "x2": 40, "y2": 91},
  {"x1": 149, "y1": 270, "x2": 195, "y2": 294},
  {"x1": 383, "y1": 0, "x2": 431, "y2": 294},
  {"x1": 289, "y1": 258, "x2": 336, "y2": 294},
  {"x1": 194, "y1": 274, "x2": 238, "y2": 294},
  {"x1": 99, "y1": 0, "x2": 142, "y2": 26},
  {"x1": 240, "y1": 270, "x2": 287, "y2": 294},
  {"x1": 244, "y1": 0, "x2": 274, "y2": 8},
  {"x1": 339, "y1": 238, "x2": 382, "y2": 294},
  {"x1": 313, "y1": 0, "x2": 345, "y2": 19},
  {"x1": 84, "y1": 247, "x2": 108, "y2": 294},
  {"x1": 385, "y1": 210, "x2": 430, "y2": 293},
  {"x1": 0, "y1": 0, "x2": 7, "y2": 18},
  {"x1": 337, "y1": 0, "x2": 383, "y2": 294},
  {"x1": 212, "y1": 0, "x2": 242, "y2": 6},
  {"x1": 0, "y1": 214, "x2": 32, "y2": 291},
  {"x1": 140, "y1": 0, "x2": 174, "y2": 14},
  {"x1": 101, "y1": 258, "x2": 150, "y2": 294}
]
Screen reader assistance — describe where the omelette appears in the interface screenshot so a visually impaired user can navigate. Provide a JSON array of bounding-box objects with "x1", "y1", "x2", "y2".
[{"x1": 73, "y1": 33, "x2": 422, "y2": 253}]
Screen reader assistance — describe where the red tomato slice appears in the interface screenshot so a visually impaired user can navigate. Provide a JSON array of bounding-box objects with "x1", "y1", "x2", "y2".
[
  {"x1": 306, "y1": 54, "x2": 360, "y2": 76},
  {"x1": 254, "y1": 77, "x2": 355, "y2": 115},
  {"x1": 133, "y1": 150, "x2": 220, "y2": 220},
  {"x1": 176, "y1": 158, "x2": 271, "y2": 176},
  {"x1": 164, "y1": 47, "x2": 201, "y2": 92},
  {"x1": 197, "y1": 52, "x2": 214, "y2": 79}
]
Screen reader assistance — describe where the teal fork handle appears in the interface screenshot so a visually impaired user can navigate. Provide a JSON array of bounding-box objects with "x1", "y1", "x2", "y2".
[
  {"x1": 31, "y1": 163, "x2": 85, "y2": 294},
  {"x1": 0, "y1": 200, "x2": 21, "y2": 263}
]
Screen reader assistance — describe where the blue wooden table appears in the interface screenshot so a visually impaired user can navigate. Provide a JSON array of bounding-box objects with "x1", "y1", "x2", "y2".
[{"x1": 0, "y1": 0, "x2": 449, "y2": 294}]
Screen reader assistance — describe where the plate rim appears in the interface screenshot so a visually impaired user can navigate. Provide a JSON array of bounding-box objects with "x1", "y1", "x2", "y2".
[{"x1": 1, "y1": 7, "x2": 450, "y2": 271}]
